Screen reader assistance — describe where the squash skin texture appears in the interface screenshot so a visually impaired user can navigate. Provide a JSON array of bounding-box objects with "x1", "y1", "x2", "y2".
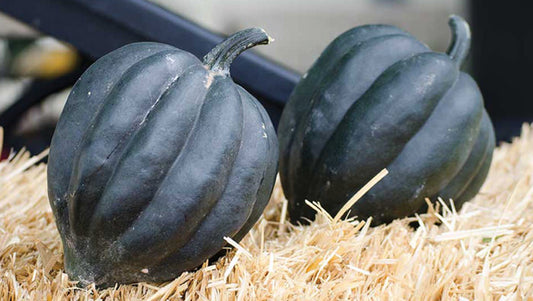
[
  {"x1": 278, "y1": 16, "x2": 495, "y2": 225},
  {"x1": 47, "y1": 29, "x2": 278, "y2": 287}
]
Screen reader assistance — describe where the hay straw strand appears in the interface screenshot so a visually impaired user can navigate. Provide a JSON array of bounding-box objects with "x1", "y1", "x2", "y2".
[{"x1": 333, "y1": 168, "x2": 388, "y2": 223}]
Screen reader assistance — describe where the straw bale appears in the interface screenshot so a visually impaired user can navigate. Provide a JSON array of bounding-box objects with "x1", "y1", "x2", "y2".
[{"x1": 1, "y1": 125, "x2": 532, "y2": 300}]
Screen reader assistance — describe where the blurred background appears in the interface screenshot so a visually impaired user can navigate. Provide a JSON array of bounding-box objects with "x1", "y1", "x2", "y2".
[{"x1": 0, "y1": 0, "x2": 531, "y2": 157}]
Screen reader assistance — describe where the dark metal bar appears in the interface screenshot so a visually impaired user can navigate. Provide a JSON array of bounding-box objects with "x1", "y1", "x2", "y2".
[
  {"x1": 471, "y1": 0, "x2": 533, "y2": 141},
  {"x1": 0, "y1": 0, "x2": 300, "y2": 110}
]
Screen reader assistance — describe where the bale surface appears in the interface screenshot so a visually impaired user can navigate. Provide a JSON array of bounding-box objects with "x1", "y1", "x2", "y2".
[{"x1": 1, "y1": 126, "x2": 532, "y2": 300}]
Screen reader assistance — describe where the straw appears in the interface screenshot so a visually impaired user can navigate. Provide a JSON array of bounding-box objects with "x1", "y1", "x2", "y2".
[{"x1": 1, "y1": 124, "x2": 533, "y2": 300}]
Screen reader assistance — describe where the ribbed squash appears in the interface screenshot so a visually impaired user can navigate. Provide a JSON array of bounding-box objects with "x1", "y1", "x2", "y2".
[
  {"x1": 47, "y1": 28, "x2": 278, "y2": 287},
  {"x1": 278, "y1": 16, "x2": 495, "y2": 225}
]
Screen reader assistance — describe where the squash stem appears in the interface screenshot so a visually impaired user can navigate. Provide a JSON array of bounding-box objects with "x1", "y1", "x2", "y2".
[
  {"x1": 446, "y1": 15, "x2": 471, "y2": 68},
  {"x1": 203, "y1": 28, "x2": 272, "y2": 75}
]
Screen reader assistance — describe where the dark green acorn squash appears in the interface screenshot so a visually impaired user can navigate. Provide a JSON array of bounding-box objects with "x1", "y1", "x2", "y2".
[
  {"x1": 278, "y1": 16, "x2": 495, "y2": 225},
  {"x1": 47, "y1": 28, "x2": 278, "y2": 287}
]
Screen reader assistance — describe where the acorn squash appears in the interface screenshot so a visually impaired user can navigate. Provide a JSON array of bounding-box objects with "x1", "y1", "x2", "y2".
[
  {"x1": 47, "y1": 28, "x2": 278, "y2": 287},
  {"x1": 278, "y1": 16, "x2": 495, "y2": 225}
]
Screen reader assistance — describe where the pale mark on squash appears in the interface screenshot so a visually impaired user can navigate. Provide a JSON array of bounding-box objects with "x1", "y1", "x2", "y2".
[
  {"x1": 165, "y1": 54, "x2": 175, "y2": 64},
  {"x1": 204, "y1": 70, "x2": 224, "y2": 89},
  {"x1": 416, "y1": 74, "x2": 437, "y2": 94},
  {"x1": 204, "y1": 72, "x2": 215, "y2": 89},
  {"x1": 262, "y1": 123, "x2": 268, "y2": 138},
  {"x1": 412, "y1": 182, "x2": 426, "y2": 199},
  {"x1": 370, "y1": 124, "x2": 380, "y2": 137},
  {"x1": 262, "y1": 29, "x2": 275, "y2": 43}
]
